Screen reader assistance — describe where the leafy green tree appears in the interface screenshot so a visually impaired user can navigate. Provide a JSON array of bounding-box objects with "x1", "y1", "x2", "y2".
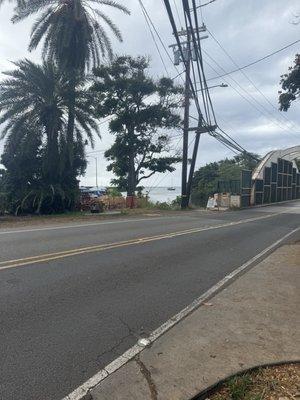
[
  {"x1": 92, "y1": 56, "x2": 182, "y2": 195},
  {"x1": 279, "y1": 54, "x2": 300, "y2": 111},
  {"x1": 13, "y1": 0, "x2": 130, "y2": 165},
  {"x1": 233, "y1": 152, "x2": 260, "y2": 170},
  {"x1": 191, "y1": 153, "x2": 260, "y2": 206}
]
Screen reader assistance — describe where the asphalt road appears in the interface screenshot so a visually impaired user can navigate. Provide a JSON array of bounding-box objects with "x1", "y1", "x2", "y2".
[{"x1": 0, "y1": 202, "x2": 299, "y2": 400}]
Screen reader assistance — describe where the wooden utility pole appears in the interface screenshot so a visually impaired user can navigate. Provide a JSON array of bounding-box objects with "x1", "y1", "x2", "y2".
[
  {"x1": 169, "y1": 24, "x2": 208, "y2": 209},
  {"x1": 181, "y1": 29, "x2": 191, "y2": 209}
]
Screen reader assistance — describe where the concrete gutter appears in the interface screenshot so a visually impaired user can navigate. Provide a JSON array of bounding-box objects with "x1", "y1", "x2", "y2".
[{"x1": 89, "y1": 243, "x2": 300, "y2": 400}]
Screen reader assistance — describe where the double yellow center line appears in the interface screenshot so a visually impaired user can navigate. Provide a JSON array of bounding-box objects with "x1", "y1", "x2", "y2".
[{"x1": 0, "y1": 213, "x2": 280, "y2": 272}]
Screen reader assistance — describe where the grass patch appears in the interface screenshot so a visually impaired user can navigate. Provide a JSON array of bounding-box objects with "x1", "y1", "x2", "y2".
[{"x1": 206, "y1": 363, "x2": 299, "y2": 400}]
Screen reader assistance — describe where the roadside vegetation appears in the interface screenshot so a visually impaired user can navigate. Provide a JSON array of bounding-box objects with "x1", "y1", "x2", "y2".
[
  {"x1": 0, "y1": 1, "x2": 182, "y2": 216},
  {"x1": 191, "y1": 153, "x2": 260, "y2": 207},
  {"x1": 204, "y1": 363, "x2": 299, "y2": 400},
  {"x1": 0, "y1": 0, "x2": 130, "y2": 214},
  {"x1": 134, "y1": 195, "x2": 182, "y2": 211}
]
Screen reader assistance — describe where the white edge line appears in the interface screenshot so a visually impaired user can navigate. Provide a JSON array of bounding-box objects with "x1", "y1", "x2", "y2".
[
  {"x1": 1, "y1": 201, "x2": 299, "y2": 235},
  {"x1": 0, "y1": 212, "x2": 283, "y2": 270},
  {"x1": 62, "y1": 226, "x2": 300, "y2": 400},
  {"x1": 0, "y1": 216, "x2": 174, "y2": 235}
]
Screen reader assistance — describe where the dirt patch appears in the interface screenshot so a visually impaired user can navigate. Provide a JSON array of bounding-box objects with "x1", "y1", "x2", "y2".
[{"x1": 204, "y1": 363, "x2": 300, "y2": 400}]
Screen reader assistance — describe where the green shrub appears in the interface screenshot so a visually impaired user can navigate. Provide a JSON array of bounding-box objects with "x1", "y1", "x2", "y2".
[
  {"x1": 0, "y1": 193, "x2": 8, "y2": 215},
  {"x1": 107, "y1": 187, "x2": 122, "y2": 197}
]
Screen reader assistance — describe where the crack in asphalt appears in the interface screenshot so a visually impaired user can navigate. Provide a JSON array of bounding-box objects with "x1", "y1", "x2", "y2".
[{"x1": 96, "y1": 333, "x2": 133, "y2": 361}]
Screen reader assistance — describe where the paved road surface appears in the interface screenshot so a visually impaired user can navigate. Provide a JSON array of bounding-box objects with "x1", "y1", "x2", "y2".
[{"x1": 0, "y1": 202, "x2": 299, "y2": 400}]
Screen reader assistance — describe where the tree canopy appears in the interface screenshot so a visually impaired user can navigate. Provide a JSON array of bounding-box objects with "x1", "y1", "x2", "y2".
[
  {"x1": 92, "y1": 55, "x2": 183, "y2": 195},
  {"x1": 279, "y1": 54, "x2": 300, "y2": 111},
  {"x1": 13, "y1": 0, "x2": 130, "y2": 73}
]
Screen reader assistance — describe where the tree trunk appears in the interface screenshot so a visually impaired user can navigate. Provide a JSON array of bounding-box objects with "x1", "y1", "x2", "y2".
[
  {"x1": 127, "y1": 125, "x2": 136, "y2": 197},
  {"x1": 127, "y1": 151, "x2": 136, "y2": 197},
  {"x1": 66, "y1": 73, "x2": 76, "y2": 169},
  {"x1": 47, "y1": 131, "x2": 59, "y2": 183},
  {"x1": 44, "y1": 116, "x2": 59, "y2": 184}
]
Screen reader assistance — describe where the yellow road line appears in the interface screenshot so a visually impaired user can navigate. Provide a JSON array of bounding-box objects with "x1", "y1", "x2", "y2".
[{"x1": 0, "y1": 212, "x2": 281, "y2": 272}]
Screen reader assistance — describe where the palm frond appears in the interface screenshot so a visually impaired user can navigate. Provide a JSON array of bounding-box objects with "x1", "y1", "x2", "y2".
[{"x1": 13, "y1": 0, "x2": 130, "y2": 70}]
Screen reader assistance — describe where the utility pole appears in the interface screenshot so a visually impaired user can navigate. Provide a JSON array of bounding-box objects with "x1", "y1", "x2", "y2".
[
  {"x1": 169, "y1": 24, "x2": 207, "y2": 209},
  {"x1": 95, "y1": 157, "x2": 98, "y2": 188},
  {"x1": 181, "y1": 29, "x2": 191, "y2": 209}
]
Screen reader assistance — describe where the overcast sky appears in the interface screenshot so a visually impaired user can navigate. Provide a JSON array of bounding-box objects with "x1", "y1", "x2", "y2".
[{"x1": 0, "y1": 0, "x2": 299, "y2": 187}]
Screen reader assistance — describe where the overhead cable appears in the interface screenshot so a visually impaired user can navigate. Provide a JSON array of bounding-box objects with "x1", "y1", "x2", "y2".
[
  {"x1": 207, "y1": 27, "x2": 299, "y2": 133},
  {"x1": 139, "y1": 0, "x2": 169, "y2": 75},
  {"x1": 207, "y1": 39, "x2": 300, "y2": 81}
]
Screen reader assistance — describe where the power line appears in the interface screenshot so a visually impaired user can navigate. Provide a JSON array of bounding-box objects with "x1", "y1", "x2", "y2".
[
  {"x1": 190, "y1": 0, "x2": 217, "y2": 125},
  {"x1": 207, "y1": 28, "x2": 300, "y2": 133},
  {"x1": 163, "y1": 0, "x2": 252, "y2": 159},
  {"x1": 202, "y1": 49, "x2": 300, "y2": 139},
  {"x1": 197, "y1": 0, "x2": 205, "y2": 23},
  {"x1": 148, "y1": 133, "x2": 198, "y2": 191},
  {"x1": 147, "y1": 135, "x2": 182, "y2": 191},
  {"x1": 171, "y1": 69, "x2": 185, "y2": 80},
  {"x1": 138, "y1": 0, "x2": 169, "y2": 75},
  {"x1": 163, "y1": 0, "x2": 204, "y2": 119},
  {"x1": 173, "y1": 0, "x2": 183, "y2": 27},
  {"x1": 139, "y1": 0, "x2": 184, "y2": 82},
  {"x1": 189, "y1": 114, "x2": 248, "y2": 155},
  {"x1": 192, "y1": 1, "x2": 299, "y2": 144},
  {"x1": 195, "y1": 0, "x2": 217, "y2": 8},
  {"x1": 186, "y1": 1, "x2": 249, "y2": 155},
  {"x1": 207, "y1": 39, "x2": 300, "y2": 81}
]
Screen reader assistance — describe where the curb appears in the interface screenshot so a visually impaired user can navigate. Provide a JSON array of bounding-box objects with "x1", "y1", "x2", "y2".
[{"x1": 247, "y1": 198, "x2": 299, "y2": 209}]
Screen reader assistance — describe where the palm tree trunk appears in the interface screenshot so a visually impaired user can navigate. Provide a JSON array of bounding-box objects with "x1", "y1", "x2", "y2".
[
  {"x1": 66, "y1": 73, "x2": 76, "y2": 168},
  {"x1": 44, "y1": 119, "x2": 59, "y2": 183}
]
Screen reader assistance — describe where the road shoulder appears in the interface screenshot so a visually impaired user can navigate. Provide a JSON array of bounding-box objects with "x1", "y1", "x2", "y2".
[{"x1": 89, "y1": 242, "x2": 300, "y2": 400}]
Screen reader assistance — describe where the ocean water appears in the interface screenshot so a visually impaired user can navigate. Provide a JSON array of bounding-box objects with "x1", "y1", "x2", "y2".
[{"x1": 143, "y1": 186, "x2": 181, "y2": 203}]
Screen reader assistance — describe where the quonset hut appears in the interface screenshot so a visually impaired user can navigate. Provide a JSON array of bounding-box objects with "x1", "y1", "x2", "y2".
[{"x1": 250, "y1": 146, "x2": 300, "y2": 205}]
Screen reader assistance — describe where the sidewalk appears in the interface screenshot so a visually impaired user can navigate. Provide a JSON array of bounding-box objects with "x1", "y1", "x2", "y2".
[{"x1": 88, "y1": 242, "x2": 300, "y2": 400}]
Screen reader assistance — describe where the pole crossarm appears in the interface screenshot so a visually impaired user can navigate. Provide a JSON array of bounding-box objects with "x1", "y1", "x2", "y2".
[
  {"x1": 188, "y1": 124, "x2": 217, "y2": 133},
  {"x1": 163, "y1": 0, "x2": 252, "y2": 208}
]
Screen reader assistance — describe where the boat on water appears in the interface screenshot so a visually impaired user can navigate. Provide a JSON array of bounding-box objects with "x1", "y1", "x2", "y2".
[{"x1": 167, "y1": 187, "x2": 176, "y2": 191}]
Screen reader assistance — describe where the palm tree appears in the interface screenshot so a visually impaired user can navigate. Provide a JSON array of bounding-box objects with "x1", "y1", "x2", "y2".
[
  {"x1": 0, "y1": 59, "x2": 100, "y2": 183},
  {"x1": 13, "y1": 0, "x2": 130, "y2": 164}
]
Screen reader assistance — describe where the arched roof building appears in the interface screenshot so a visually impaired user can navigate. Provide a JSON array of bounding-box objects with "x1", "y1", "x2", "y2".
[{"x1": 252, "y1": 145, "x2": 300, "y2": 180}]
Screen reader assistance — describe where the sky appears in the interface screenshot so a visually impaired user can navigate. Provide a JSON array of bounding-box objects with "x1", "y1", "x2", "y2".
[{"x1": 0, "y1": 0, "x2": 299, "y2": 187}]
